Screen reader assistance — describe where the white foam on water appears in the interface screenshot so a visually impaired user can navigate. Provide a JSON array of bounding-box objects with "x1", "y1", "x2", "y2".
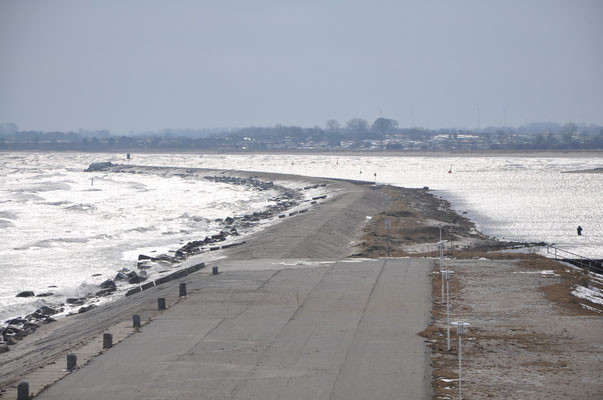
[
  {"x1": 1, "y1": 151, "x2": 601, "y2": 322},
  {"x1": 0, "y1": 153, "x2": 291, "y2": 322},
  {"x1": 128, "y1": 153, "x2": 603, "y2": 259}
]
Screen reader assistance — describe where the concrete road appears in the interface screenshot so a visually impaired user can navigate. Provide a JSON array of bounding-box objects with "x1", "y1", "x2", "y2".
[{"x1": 37, "y1": 258, "x2": 432, "y2": 400}]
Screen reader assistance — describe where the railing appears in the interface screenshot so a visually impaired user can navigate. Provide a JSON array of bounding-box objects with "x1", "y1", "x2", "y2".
[{"x1": 546, "y1": 244, "x2": 603, "y2": 274}]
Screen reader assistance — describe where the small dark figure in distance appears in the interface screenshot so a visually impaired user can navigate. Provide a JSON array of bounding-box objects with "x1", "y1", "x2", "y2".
[{"x1": 577, "y1": 226, "x2": 583, "y2": 236}]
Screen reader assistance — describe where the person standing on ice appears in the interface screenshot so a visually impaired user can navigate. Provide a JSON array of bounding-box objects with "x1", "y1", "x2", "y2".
[{"x1": 577, "y1": 226, "x2": 583, "y2": 236}]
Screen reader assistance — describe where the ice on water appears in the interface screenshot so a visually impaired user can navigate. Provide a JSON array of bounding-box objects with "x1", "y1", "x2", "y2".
[
  {"x1": 129, "y1": 152, "x2": 602, "y2": 258},
  {"x1": 0, "y1": 152, "x2": 601, "y2": 323},
  {"x1": 0, "y1": 153, "x2": 279, "y2": 322}
]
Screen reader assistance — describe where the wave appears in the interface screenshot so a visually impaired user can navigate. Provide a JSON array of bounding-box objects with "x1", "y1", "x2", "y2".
[
  {"x1": 90, "y1": 233, "x2": 114, "y2": 240},
  {"x1": 45, "y1": 201, "x2": 71, "y2": 206},
  {"x1": 14, "y1": 237, "x2": 90, "y2": 250},
  {"x1": 179, "y1": 212, "x2": 210, "y2": 223},
  {"x1": 0, "y1": 211, "x2": 18, "y2": 220},
  {"x1": 21, "y1": 182, "x2": 72, "y2": 192},
  {"x1": 126, "y1": 226, "x2": 158, "y2": 233},
  {"x1": 0, "y1": 220, "x2": 15, "y2": 228},
  {"x1": 65, "y1": 203, "x2": 97, "y2": 212},
  {"x1": 10, "y1": 192, "x2": 45, "y2": 202}
]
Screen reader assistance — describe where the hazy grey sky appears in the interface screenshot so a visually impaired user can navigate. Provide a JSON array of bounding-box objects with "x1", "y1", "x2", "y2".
[{"x1": 1, "y1": 0, "x2": 602, "y2": 132}]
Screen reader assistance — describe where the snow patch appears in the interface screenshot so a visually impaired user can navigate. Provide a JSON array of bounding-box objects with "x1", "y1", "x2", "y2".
[
  {"x1": 571, "y1": 285, "x2": 603, "y2": 305},
  {"x1": 512, "y1": 270, "x2": 558, "y2": 276}
]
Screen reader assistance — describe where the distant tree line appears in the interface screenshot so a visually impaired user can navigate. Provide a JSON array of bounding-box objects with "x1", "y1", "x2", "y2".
[{"x1": 1, "y1": 119, "x2": 602, "y2": 151}]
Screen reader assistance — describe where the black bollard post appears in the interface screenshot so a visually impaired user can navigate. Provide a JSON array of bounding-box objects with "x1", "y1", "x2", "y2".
[
  {"x1": 67, "y1": 354, "x2": 77, "y2": 370},
  {"x1": 212, "y1": 266, "x2": 219, "y2": 275},
  {"x1": 103, "y1": 333, "x2": 113, "y2": 349},
  {"x1": 17, "y1": 382, "x2": 29, "y2": 400},
  {"x1": 158, "y1": 297, "x2": 166, "y2": 310},
  {"x1": 133, "y1": 314, "x2": 141, "y2": 328},
  {"x1": 179, "y1": 283, "x2": 187, "y2": 297}
]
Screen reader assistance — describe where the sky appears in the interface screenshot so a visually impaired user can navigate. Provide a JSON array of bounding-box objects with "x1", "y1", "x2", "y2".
[{"x1": 1, "y1": 0, "x2": 602, "y2": 133}]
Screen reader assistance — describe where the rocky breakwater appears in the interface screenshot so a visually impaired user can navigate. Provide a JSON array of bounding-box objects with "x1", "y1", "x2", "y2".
[
  {"x1": 135, "y1": 174, "x2": 303, "y2": 263},
  {"x1": 2, "y1": 167, "x2": 329, "y2": 353},
  {"x1": 78, "y1": 167, "x2": 315, "y2": 299},
  {"x1": 1, "y1": 303, "x2": 60, "y2": 354}
]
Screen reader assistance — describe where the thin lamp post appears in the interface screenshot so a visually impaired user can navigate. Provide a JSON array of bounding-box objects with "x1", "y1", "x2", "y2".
[
  {"x1": 437, "y1": 240, "x2": 447, "y2": 303},
  {"x1": 385, "y1": 219, "x2": 391, "y2": 257},
  {"x1": 442, "y1": 270, "x2": 455, "y2": 350},
  {"x1": 451, "y1": 321, "x2": 470, "y2": 400}
]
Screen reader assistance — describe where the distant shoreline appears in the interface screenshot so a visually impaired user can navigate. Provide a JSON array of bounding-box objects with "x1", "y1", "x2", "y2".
[
  {"x1": 1, "y1": 149, "x2": 602, "y2": 158},
  {"x1": 562, "y1": 167, "x2": 603, "y2": 173}
]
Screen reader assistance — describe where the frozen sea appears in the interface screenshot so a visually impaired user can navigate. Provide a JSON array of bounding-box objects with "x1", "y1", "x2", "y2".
[{"x1": 0, "y1": 151, "x2": 601, "y2": 322}]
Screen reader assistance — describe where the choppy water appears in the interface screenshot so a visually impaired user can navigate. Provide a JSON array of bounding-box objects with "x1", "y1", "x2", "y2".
[
  {"x1": 0, "y1": 152, "x2": 308, "y2": 322},
  {"x1": 1, "y1": 151, "x2": 601, "y2": 322}
]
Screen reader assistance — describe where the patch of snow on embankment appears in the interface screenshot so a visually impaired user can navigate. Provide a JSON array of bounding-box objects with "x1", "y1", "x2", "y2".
[{"x1": 571, "y1": 285, "x2": 603, "y2": 305}]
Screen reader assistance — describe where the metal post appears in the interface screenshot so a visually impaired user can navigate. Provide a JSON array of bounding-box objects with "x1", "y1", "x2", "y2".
[
  {"x1": 385, "y1": 219, "x2": 391, "y2": 257},
  {"x1": 443, "y1": 270, "x2": 455, "y2": 351},
  {"x1": 386, "y1": 227, "x2": 390, "y2": 257},
  {"x1": 437, "y1": 239, "x2": 447, "y2": 304},
  {"x1": 441, "y1": 246, "x2": 444, "y2": 304},
  {"x1": 17, "y1": 382, "x2": 29, "y2": 400},
  {"x1": 452, "y1": 321, "x2": 470, "y2": 400},
  {"x1": 67, "y1": 354, "x2": 77, "y2": 370},
  {"x1": 158, "y1": 297, "x2": 166, "y2": 310},
  {"x1": 103, "y1": 333, "x2": 113, "y2": 349},
  {"x1": 446, "y1": 273, "x2": 450, "y2": 350},
  {"x1": 459, "y1": 332, "x2": 462, "y2": 399}
]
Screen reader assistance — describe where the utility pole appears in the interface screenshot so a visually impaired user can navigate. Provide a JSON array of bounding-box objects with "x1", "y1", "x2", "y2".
[
  {"x1": 437, "y1": 237, "x2": 447, "y2": 304},
  {"x1": 443, "y1": 270, "x2": 455, "y2": 350},
  {"x1": 385, "y1": 219, "x2": 391, "y2": 257},
  {"x1": 451, "y1": 321, "x2": 471, "y2": 400}
]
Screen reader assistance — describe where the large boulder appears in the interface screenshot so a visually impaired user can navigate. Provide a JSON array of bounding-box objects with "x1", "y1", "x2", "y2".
[
  {"x1": 127, "y1": 271, "x2": 147, "y2": 284},
  {"x1": 66, "y1": 298, "x2": 85, "y2": 305},
  {"x1": 38, "y1": 306, "x2": 58, "y2": 316},
  {"x1": 16, "y1": 291, "x2": 35, "y2": 298},
  {"x1": 84, "y1": 162, "x2": 113, "y2": 172},
  {"x1": 114, "y1": 271, "x2": 128, "y2": 281},
  {"x1": 99, "y1": 279, "x2": 116, "y2": 290},
  {"x1": 78, "y1": 304, "x2": 97, "y2": 313},
  {"x1": 5, "y1": 317, "x2": 26, "y2": 325}
]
